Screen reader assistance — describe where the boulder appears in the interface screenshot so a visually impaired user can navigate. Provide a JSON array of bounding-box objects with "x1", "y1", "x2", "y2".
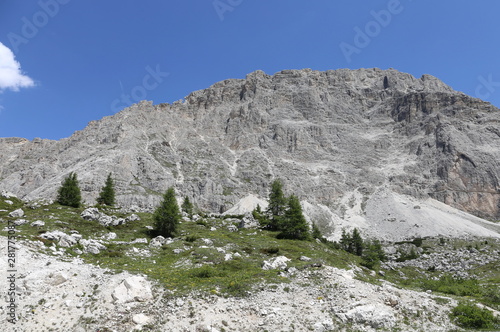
[
  {"x1": 112, "y1": 276, "x2": 153, "y2": 303},
  {"x1": 9, "y1": 208, "x2": 24, "y2": 218},
  {"x1": 102, "y1": 232, "x2": 117, "y2": 240},
  {"x1": 345, "y1": 304, "x2": 395, "y2": 329},
  {"x1": 13, "y1": 219, "x2": 29, "y2": 226},
  {"x1": 31, "y1": 220, "x2": 45, "y2": 227},
  {"x1": 39, "y1": 230, "x2": 78, "y2": 247},
  {"x1": 150, "y1": 236, "x2": 166, "y2": 248},
  {"x1": 201, "y1": 238, "x2": 213, "y2": 246},
  {"x1": 81, "y1": 207, "x2": 129, "y2": 227},
  {"x1": 79, "y1": 239, "x2": 106, "y2": 254},
  {"x1": 227, "y1": 225, "x2": 238, "y2": 232},
  {"x1": 262, "y1": 256, "x2": 291, "y2": 270},
  {"x1": 132, "y1": 313, "x2": 150, "y2": 325},
  {"x1": 80, "y1": 207, "x2": 100, "y2": 221},
  {"x1": 238, "y1": 215, "x2": 260, "y2": 229},
  {"x1": 97, "y1": 215, "x2": 114, "y2": 226},
  {"x1": 126, "y1": 213, "x2": 141, "y2": 222}
]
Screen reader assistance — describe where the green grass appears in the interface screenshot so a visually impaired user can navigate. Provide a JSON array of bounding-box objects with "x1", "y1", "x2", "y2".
[
  {"x1": 450, "y1": 302, "x2": 500, "y2": 330},
  {"x1": 0, "y1": 195, "x2": 24, "y2": 211},
  {"x1": 0, "y1": 196, "x2": 359, "y2": 297},
  {"x1": 2, "y1": 194, "x2": 498, "y2": 308}
]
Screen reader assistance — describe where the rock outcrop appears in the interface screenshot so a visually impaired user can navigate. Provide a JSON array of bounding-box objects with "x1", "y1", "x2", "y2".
[{"x1": 0, "y1": 68, "x2": 499, "y2": 231}]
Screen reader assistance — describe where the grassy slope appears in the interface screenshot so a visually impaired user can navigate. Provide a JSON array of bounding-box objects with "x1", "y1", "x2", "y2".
[
  {"x1": 1, "y1": 195, "x2": 499, "y2": 321},
  {"x1": 0, "y1": 198, "x2": 357, "y2": 297}
]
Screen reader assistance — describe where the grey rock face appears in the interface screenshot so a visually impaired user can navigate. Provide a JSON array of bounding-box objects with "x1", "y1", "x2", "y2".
[{"x1": 0, "y1": 68, "x2": 498, "y2": 225}]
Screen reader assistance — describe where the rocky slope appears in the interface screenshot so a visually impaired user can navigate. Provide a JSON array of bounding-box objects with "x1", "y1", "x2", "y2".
[
  {"x1": 1, "y1": 190, "x2": 499, "y2": 331},
  {"x1": 1, "y1": 68, "x2": 499, "y2": 240},
  {"x1": 1, "y1": 238, "x2": 460, "y2": 332},
  {"x1": 0, "y1": 192, "x2": 469, "y2": 332}
]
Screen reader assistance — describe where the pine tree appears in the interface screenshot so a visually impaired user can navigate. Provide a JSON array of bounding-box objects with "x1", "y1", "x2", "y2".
[
  {"x1": 153, "y1": 187, "x2": 181, "y2": 238},
  {"x1": 361, "y1": 239, "x2": 386, "y2": 269},
  {"x1": 252, "y1": 204, "x2": 267, "y2": 226},
  {"x1": 312, "y1": 223, "x2": 322, "y2": 240},
  {"x1": 97, "y1": 173, "x2": 115, "y2": 206},
  {"x1": 57, "y1": 172, "x2": 82, "y2": 208},
  {"x1": 340, "y1": 229, "x2": 352, "y2": 252},
  {"x1": 352, "y1": 228, "x2": 364, "y2": 256},
  {"x1": 181, "y1": 196, "x2": 194, "y2": 217},
  {"x1": 265, "y1": 179, "x2": 287, "y2": 230},
  {"x1": 278, "y1": 195, "x2": 310, "y2": 240},
  {"x1": 371, "y1": 239, "x2": 386, "y2": 261}
]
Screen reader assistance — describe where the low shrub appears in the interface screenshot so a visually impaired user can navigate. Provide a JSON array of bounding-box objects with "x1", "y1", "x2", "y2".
[
  {"x1": 185, "y1": 235, "x2": 199, "y2": 243},
  {"x1": 450, "y1": 302, "x2": 498, "y2": 329},
  {"x1": 421, "y1": 275, "x2": 481, "y2": 296},
  {"x1": 260, "y1": 247, "x2": 280, "y2": 255},
  {"x1": 396, "y1": 248, "x2": 419, "y2": 262}
]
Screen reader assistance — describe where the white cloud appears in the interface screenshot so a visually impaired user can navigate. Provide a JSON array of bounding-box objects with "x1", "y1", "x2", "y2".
[{"x1": 0, "y1": 42, "x2": 35, "y2": 92}]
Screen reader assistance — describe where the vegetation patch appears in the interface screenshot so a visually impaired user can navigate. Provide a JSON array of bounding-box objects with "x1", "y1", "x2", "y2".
[{"x1": 450, "y1": 302, "x2": 499, "y2": 330}]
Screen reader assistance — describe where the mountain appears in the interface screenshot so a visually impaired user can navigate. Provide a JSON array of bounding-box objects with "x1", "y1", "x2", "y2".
[{"x1": 1, "y1": 68, "x2": 499, "y2": 239}]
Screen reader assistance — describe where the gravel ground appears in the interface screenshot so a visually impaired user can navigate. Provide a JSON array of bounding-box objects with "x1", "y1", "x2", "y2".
[{"x1": 0, "y1": 237, "x2": 460, "y2": 332}]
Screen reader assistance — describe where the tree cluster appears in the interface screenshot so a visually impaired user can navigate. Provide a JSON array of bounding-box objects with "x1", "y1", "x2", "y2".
[
  {"x1": 56, "y1": 172, "x2": 116, "y2": 208},
  {"x1": 253, "y1": 179, "x2": 311, "y2": 240},
  {"x1": 57, "y1": 172, "x2": 187, "y2": 239},
  {"x1": 339, "y1": 228, "x2": 386, "y2": 269}
]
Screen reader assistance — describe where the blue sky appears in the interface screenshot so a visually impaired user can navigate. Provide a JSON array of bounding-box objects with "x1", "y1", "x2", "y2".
[{"x1": 1, "y1": 0, "x2": 499, "y2": 140}]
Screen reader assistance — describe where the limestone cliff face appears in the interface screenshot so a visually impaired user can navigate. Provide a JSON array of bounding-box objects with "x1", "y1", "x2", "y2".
[{"x1": 0, "y1": 68, "x2": 499, "y2": 220}]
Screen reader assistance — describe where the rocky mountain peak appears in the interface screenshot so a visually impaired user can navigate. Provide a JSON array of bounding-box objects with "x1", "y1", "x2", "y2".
[{"x1": 0, "y1": 68, "x2": 499, "y2": 239}]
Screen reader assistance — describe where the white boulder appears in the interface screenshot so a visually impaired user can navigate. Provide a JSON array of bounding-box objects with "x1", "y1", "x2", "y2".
[
  {"x1": 9, "y1": 208, "x2": 24, "y2": 218},
  {"x1": 112, "y1": 276, "x2": 153, "y2": 303},
  {"x1": 262, "y1": 256, "x2": 291, "y2": 270}
]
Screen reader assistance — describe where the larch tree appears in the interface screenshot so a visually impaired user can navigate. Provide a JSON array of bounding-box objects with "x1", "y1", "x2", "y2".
[
  {"x1": 278, "y1": 194, "x2": 311, "y2": 240},
  {"x1": 153, "y1": 187, "x2": 181, "y2": 238},
  {"x1": 265, "y1": 179, "x2": 287, "y2": 230},
  {"x1": 181, "y1": 196, "x2": 194, "y2": 217},
  {"x1": 97, "y1": 173, "x2": 116, "y2": 206},
  {"x1": 57, "y1": 172, "x2": 82, "y2": 208}
]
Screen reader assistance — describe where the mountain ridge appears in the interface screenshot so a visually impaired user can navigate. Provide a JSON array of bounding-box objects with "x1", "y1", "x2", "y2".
[{"x1": 1, "y1": 68, "x2": 499, "y2": 239}]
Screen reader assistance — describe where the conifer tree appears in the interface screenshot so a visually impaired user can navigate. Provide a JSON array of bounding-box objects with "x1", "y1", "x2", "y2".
[
  {"x1": 340, "y1": 228, "x2": 364, "y2": 256},
  {"x1": 181, "y1": 196, "x2": 194, "y2": 217},
  {"x1": 352, "y1": 228, "x2": 364, "y2": 256},
  {"x1": 97, "y1": 173, "x2": 115, "y2": 206},
  {"x1": 265, "y1": 179, "x2": 287, "y2": 230},
  {"x1": 278, "y1": 195, "x2": 310, "y2": 240},
  {"x1": 340, "y1": 229, "x2": 352, "y2": 252},
  {"x1": 153, "y1": 187, "x2": 181, "y2": 238},
  {"x1": 312, "y1": 223, "x2": 322, "y2": 240},
  {"x1": 57, "y1": 172, "x2": 82, "y2": 208},
  {"x1": 361, "y1": 239, "x2": 387, "y2": 269}
]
